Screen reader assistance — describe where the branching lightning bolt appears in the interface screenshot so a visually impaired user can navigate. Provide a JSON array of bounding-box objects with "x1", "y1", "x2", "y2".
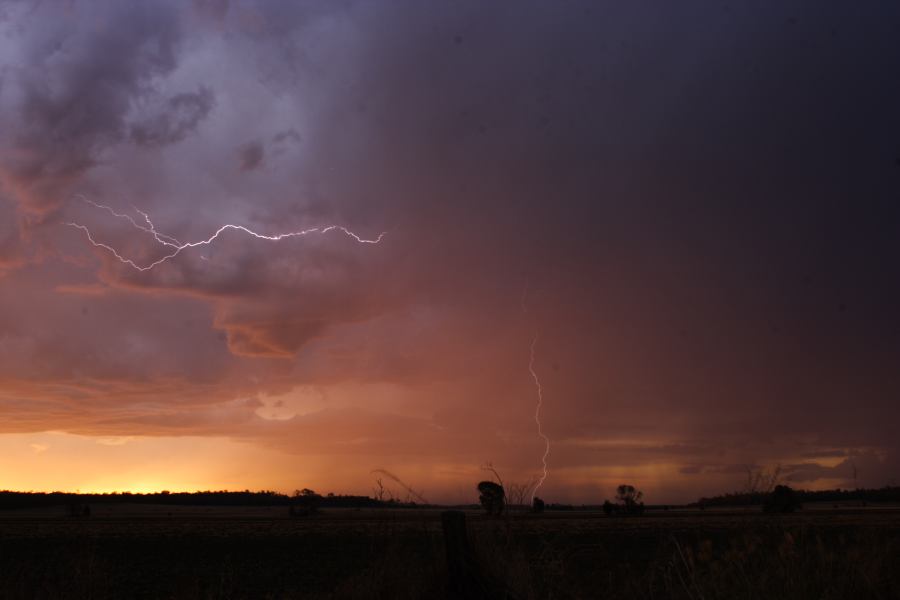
[
  {"x1": 65, "y1": 197, "x2": 385, "y2": 272},
  {"x1": 529, "y1": 333, "x2": 550, "y2": 503}
]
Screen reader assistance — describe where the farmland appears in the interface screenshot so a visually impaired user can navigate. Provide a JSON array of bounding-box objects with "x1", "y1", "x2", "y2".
[{"x1": 1, "y1": 505, "x2": 899, "y2": 599}]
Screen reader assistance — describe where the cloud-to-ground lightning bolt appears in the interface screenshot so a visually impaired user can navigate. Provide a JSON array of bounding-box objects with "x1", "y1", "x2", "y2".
[
  {"x1": 529, "y1": 333, "x2": 550, "y2": 503},
  {"x1": 65, "y1": 197, "x2": 385, "y2": 271}
]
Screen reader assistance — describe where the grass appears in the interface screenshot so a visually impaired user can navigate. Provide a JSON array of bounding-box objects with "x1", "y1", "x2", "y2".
[{"x1": 0, "y1": 506, "x2": 898, "y2": 598}]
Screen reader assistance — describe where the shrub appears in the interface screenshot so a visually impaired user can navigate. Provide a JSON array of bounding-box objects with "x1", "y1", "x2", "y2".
[
  {"x1": 477, "y1": 481, "x2": 506, "y2": 516},
  {"x1": 763, "y1": 484, "x2": 801, "y2": 513}
]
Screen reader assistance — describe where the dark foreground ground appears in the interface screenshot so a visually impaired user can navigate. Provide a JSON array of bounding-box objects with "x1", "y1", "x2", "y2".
[{"x1": 1, "y1": 504, "x2": 899, "y2": 599}]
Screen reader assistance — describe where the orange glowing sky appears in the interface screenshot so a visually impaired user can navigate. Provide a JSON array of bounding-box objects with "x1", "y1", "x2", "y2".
[{"x1": 1, "y1": 1, "x2": 899, "y2": 504}]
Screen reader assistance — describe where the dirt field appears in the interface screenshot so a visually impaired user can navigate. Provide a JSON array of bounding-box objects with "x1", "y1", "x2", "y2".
[{"x1": 1, "y1": 505, "x2": 899, "y2": 599}]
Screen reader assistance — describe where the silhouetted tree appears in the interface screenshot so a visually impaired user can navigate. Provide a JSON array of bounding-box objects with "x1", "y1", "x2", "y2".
[
  {"x1": 476, "y1": 481, "x2": 505, "y2": 516},
  {"x1": 290, "y1": 488, "x2": 321, "y2": 515},
  {"x1": 602, "y1": 500, "x2": 615, "y2": 515},
  {"x1": 763, "y1": 484, "x2": 801, "y2": 513},
  {"x1": 532, "y1": 497, "x2": 545, "y2": 513},
  {"x1": 372, "y1": 477, "x2": 387, "y2": 502},
  {"x1": 613, "y1": 484, "x2": 645, "y2": 516}
]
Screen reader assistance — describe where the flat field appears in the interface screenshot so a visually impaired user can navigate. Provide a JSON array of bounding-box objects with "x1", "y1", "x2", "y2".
[{"x1": 1, "y1": 505, "x2": 898, "y2": 599}]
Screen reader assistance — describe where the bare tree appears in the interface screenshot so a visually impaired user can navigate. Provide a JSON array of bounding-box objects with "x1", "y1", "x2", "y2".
[
  {"x1": 744, "y1": 464, "x2": 782, "y2": 495},
  {"x1": 505, "y1": 479, "x2": 539, "y2": 512},
  {"x1": 370, "y1": 469, "x2": 428, "y2": 504},
  {"x1": 372, "y1": 477, "x2": 386, "y2": 502},
  {"x1": 480, "y1": 463, "x2": 542, "y2": 513},
  {"x1": 480, "y1": 462, "x2": 505, "y2": 489}
]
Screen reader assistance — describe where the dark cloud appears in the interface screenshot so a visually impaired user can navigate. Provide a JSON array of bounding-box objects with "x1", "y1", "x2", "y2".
[
  {"x1": 272, "y1": 129, "x2": 301, "y2": 144},
  {"x1": 237, "y1": 129, "x2": 302, "y2": 172},
  {"x1": 238, "y1": 141, "x2": 265, "y2": 171},
  {"x1": 0, "y1": 2, "x2": 182, "y2": 215},
  {"x1": 782, "y1": 452, "x2": 898, "y2": 488},
  {"x1": 129, "y1": 87, "x2": 215, "y2": 147}
]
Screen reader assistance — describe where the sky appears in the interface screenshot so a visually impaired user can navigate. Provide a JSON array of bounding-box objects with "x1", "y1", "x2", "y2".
[{"x1": 0, "y1": 0, "x2": 899, "y2": 504}]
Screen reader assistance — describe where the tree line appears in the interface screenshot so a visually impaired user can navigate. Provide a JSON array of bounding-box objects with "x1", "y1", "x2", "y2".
[
  {"x1": 0, "y1": 489, "x2": 424, "y2": 511},
  {"x1": 692, "y1": 485, "x2": 900, "y2": 509}
]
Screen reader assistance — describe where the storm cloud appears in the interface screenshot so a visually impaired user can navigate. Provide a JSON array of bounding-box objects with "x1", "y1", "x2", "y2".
[{"x1": 0, "y1": 1, "x2": 899, "y2": 501}]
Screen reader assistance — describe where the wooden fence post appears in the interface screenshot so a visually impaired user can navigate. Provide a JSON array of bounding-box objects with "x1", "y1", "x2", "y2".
[
  {"x1": 442, "y1": 510, "x2": 470, "y2": 593},
  {"x1": 441, "y1": 510, "x2": 500, "y2": 599}
]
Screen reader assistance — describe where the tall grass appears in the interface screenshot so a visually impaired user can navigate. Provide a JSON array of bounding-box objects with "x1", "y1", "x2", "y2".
[
  {"x1": 1, "y1": 512, "x2": 897, "y2": 599},
  {"x1": 332, "y1": 515, "x2": 900, "y2": 599}
]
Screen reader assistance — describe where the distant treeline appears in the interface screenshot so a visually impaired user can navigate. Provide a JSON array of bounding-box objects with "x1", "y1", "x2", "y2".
[
  {"x1": 0, "y1": 490, "x2": 428, "y2": 511},
  {"x1": 5, "y1": 486, "x2": 899, "y2": 511},
  {"x1": 692, "y1": 486, "x2": 900, "y2": 508}
]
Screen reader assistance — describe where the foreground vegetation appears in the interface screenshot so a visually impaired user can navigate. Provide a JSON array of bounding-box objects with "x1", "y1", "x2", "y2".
[{"x1": 0, "y1": 505, "x2": 898, "y2": 599}]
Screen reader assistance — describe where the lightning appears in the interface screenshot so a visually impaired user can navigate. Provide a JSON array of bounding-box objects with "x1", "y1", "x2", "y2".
[
  {"x1": 529, "y1": 333, "x2": 550, "y2": 503},
  {"x1": 65, "y1": 197, "x2": 385, "y2": 272},
  {"x1": 522, "y1": 282, "x2": 550, "y2": 503}
]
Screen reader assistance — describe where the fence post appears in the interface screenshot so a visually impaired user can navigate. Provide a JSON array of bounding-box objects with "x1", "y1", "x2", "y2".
[
  {"x1": 441, "y1": 510, "x2": 501, "y2": 599},
  {"x1": 442, "y1": 510, "x2": 470, "y2": 593}
]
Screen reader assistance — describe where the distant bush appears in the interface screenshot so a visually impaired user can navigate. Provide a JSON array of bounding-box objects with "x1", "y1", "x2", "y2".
[
  {"x1": 532, "y1": 497, "x2": 545, "y2": 513},
  {"x1": 66, "y1": 496, "x2": 90, "y2": 518},
  {"x1": 763, "y1": 485, "x2": 801, "y2": 514},
  {"x1": 477, "y1": 481, "x2": 506, "y2": 516},
  {"x1": 289, "y1": 488, "x2": 322, "y2": 516}
]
